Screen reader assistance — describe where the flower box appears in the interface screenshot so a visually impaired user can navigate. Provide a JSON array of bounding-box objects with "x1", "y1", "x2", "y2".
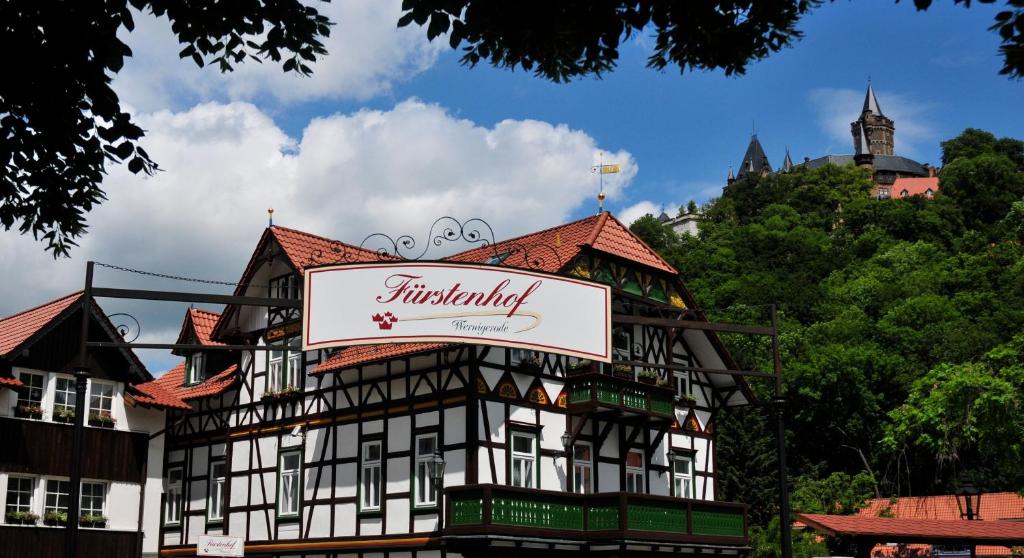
[
  {"x1": 637, "y1": 370, "x2": 659, "y2": 385},
  {"x1": 517, "y1": 356, "x2": 542, "y2": 373},
  {"x1": 79, "y1": 514, "x2": 107, "y2": 528},
  {"x1": 676, "y1": 394, "x2": 697, "y2": 407},
  {"x1": 88, "y1": 411, "x2": 116, "y2": 428},
  {"x1": 565, "y1": 359, "x2": 595, "y2": 376},
  {"x1": 53, "y1": 409, "x2": 75, "y2": 424},
  {"x1": 43, "y1": 511, "x2": 68, "y2": 526},
  {"x1": 5, "y1": 511, "x2": 39, "y2": 525},
  {"x1": 14, "y1": 404, "x2": 43, "y2": 420},
  {"x1": 612, "y1": 364, "x2": 634, "y2": 380},
  {"x1": 262, "y1": 386, "x2": 301, "y2": 402}
]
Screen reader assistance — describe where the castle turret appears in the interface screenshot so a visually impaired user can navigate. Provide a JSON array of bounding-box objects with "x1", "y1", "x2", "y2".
[
  {"x1": 736, "y1": 134, "x2": 772, "y2": 180},
  {"x1": 850, "y1": 81, "x2": 895, "y2": 156}
]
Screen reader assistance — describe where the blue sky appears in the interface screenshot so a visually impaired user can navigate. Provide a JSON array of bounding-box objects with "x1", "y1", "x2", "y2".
[
  {"x1": 1, "y1": 0, "x2": 1021, "y2": 373},
  {"x1": 276, "y1": 1, "x2": 1022, "y2": 216}
]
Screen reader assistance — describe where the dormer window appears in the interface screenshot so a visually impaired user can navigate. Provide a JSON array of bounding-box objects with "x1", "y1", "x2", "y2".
[
  {"x1": 270, "y1": 274, "x2": 300, "y2": 300},
  {"x1": 186, "y1": 353, "x2": 205, "y2": 386}
]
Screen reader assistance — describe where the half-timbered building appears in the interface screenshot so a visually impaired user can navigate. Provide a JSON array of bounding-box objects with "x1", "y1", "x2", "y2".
[
  {"x1": 145, "y1": 213, "x2": 753, "y2": 558},
  {"x1": 0, "y1": 292, "x2": 185, "y2": 558}
]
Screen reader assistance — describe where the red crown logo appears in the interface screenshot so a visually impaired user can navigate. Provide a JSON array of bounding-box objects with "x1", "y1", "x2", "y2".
[{"x1": 371, "y1": 311, "x2": 399, "y2": 330}]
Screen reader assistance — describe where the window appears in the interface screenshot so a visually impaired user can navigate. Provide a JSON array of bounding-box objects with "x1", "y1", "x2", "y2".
[
  {"x1": 54, "y1": 377, "x2": 76, "y2": 415},
  {"x1": 5, "y1": 477, "x2": 34, "y2": 516},
  {"x1": 278, "y1": 451, "x2": 301, "y2": 517},
  {"x1": 572, "y1": 443, "x2": 593, "y2": 494},
  {"x1": 45, "y1": 479, "x2": 70, "y2": 514},
  {"x1": 186, "y1": 353, "x2": 205, "y2": 386},
  {"x1": 89, "y1": 381, "x2": 114, "y2": 416},
  {"x1": 16, "y1": 372, "x2": 44, "y2": 407},
  {"x1": 510, "y1": 348, "x2": 531, "y2": 365},
  {"x1": 414, "y1": 434, "x2": 439, "y2": 507},
  {"x1": 510, "y1": 432, "x2": 536, "y2": 488},
  {"x1": 270, "y1": 274, "x2": 300, "y2": 300},
  {"x1": 80, "y1": 482, "x2": 106, "y2": 516},
  {"x1": 208, "y1": 461, "x2": 226, "y2": 522},
  {"x1": 486, "y1": 252, "x2": 510, "y2": 265},
  {"x1": 672, "y1": 456, "x2": 694, "y2": 499},
  {"x1": 673, "y1": 371, "x2": 690, "y2": 400},
  {"x1": 625, "y1": 450, "x2": 644, "y2": 493},
  {"x1": 360, "y1": 441, "x2": 382, "y2": 511},
  {"x1": 165, "y1": 467, "x2": 182, "y2": 524},
  {"x1": 268, "y1": 337, "x2": 301, "y2": 392}
]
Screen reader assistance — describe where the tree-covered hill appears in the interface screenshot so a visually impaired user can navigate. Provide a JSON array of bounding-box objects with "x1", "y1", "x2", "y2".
[{"x1": 631, "y1": 129, "x2": 1024, "y2": 536}]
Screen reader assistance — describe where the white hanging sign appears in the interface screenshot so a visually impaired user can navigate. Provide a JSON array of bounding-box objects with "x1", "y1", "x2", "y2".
[
  {"x1": 303, "y1": 262, "x2": 612, "y2": 362},
  {"x1": 197, "y1": 535, "x2": 244, "y2": 557}
]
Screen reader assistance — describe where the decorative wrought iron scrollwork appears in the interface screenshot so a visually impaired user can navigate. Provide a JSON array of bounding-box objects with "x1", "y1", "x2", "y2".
[
  {"x1": 305, "y1": 240, "x2": 355, "y2": 267},
  {"x1": 106, "y1": 313, "x2": 141, "y2": 343},
  {"x1": 360, "y1": 216, "x2": 497, "y2": 261},
  {"x1": 501, "y1": 242, "x2": 562, "y2": 271}
]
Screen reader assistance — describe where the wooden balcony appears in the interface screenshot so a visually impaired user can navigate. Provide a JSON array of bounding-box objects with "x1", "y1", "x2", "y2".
[
  {"x1": 445, "y1": 484, "x2": 748, "y2": 547},
  {"x1": 565, "y1": 372, "x2": 677, "y2": 420},
  {"x1": 0, "y1": 525, "x2": 140, "y2": 558}
]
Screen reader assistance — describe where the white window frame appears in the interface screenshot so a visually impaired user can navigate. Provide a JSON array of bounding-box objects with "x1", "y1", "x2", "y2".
[
  {"x1": 268, "y1": 337, "x2": 301, "y2": 392},
  {"x1": 278, "y1": 450, "x2": 302, "y2": 517},
  {"x1": 80, "y1": 481, "x2": 106, "y2": 517},
  {"x1": 16, "y1": 371, "x2": 45, "y2": 408},
  {"x1": 208, "y1": 460, "x2": 226, "y2": 522},
  {"x1": 5, "y1": 476, "x2": 35, "y2": 516},
  {"x1": 572, "y1": 442, "x2": 593, "y2": 494},
  {"x1": 88, "y1": 380, "x2": 115, "y2": 417},
  {"x1": 414, "y1": 433, "x2": 439, "y2": 508},
  {"x1": 186, "y1": 353, "x2": 205, "y2": 386},
  {"x1": 674, "y1": 371, "x2": 690, "y2": 400},
  {"x1": 164, "y1": 467, "x2": 183, "y2": 525},
  {"x1": 44, "y1": 478, "x2": 70, "y2": 515},
  {"x1": 510, "y1": 432, "x2": 537, "y2": 489},
  {"x1": 270, "y1": 274, "x2": 300, "y2": 300},
  {"x1": 625, "y1": 449, "x2": 644, "y2": 493},
  {"x1": 53, "y1": 376, "x2": 76, "y2": 415},
  {"x1": 672, "y1": 455, "x2": 694, "y2": 499},
  {"x1": 360, "y1": 440, "x2": 382, "y2": 512}
]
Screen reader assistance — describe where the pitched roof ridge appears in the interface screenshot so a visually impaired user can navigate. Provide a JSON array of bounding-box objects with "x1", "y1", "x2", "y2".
[
  {"x1": 584, "y1": 211, "x2": 611, "y2": 246},
  {"x1": 450, "y1": 214, "x2": 603, "y2": 260},
  {"x1": 0, "y1": 290, "x2": 82, "y2": 323},
  {"x1": 189, "y1": 307, "x2": 221, "y2": 318},
  {"x1": 593, "y1": 213, "x2": 678, "y2": 274}
]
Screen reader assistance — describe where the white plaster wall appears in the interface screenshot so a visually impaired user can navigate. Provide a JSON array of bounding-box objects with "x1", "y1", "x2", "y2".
[{"x1": 141, "y1": 431, "x2": 166, "y2": 555}]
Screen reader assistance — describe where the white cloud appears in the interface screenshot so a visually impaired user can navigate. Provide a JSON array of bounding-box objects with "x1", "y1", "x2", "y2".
[
  {"x1": 0, "y1": 100, "x2": 636, "y2": 372},
  {"x1": 618, "y1": 200, "x2": 672, "y2": 225},
  {"x1": 807, "y1": 87, "x2": 937, "y2": 161},
  {"x1": 114, "y1": 0, "x2": 446, "y2": 111}
]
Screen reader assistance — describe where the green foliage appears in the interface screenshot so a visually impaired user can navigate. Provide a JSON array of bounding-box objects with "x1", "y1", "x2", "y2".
[
  {"x1": 942, "y1": 128, "x2": 1024, "y2": 170},
  {"x1": 633, "y1": 128, "x2": 1024, "y2": 529},
  {"x1": 749, "y1": 517, "x2": 829, "y2": 558},
  {"x1": 1, "y1": 1, "x2": 332, "y2": 255},
  {"x1": 791, "y1": 471, "x2": 876, "y2": 515},
  {"x1": 398, "y1": 2, "x2": 1024, "y2": 81}
]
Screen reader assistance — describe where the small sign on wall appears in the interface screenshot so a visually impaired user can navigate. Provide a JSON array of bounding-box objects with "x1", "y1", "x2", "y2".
[
  {"x1": 197, "y1": 535, "x2": 244, "y2": 557},
  {"x1": 304, "y1": 262, "x2": 612, "y2": 361}
]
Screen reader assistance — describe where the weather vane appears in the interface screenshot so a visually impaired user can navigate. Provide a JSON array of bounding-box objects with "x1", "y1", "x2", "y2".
[{"x1": 591, "y1": 152, "x2": 620, "y2": 214}]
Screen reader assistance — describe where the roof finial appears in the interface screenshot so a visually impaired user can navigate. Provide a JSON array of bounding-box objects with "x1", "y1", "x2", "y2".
[{"x1": 267, "y1": 207, "x2": 274, "y2": 227}]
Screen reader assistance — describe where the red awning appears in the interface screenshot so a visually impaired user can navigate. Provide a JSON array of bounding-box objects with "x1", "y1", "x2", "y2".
[{"x1": 799, "y1": 514, "x2": 1024, "y2": 546}]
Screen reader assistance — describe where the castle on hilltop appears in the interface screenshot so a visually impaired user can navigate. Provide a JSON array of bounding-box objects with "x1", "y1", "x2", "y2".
[{"x1": 729, "y1": 82, "x2": 939, "y2": 199}]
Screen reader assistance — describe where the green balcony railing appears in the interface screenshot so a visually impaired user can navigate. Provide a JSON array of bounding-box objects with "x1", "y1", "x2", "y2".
[
  {"x1": 445, "y1": 485, "x2": 748, "y2": 544},
  {"x1": 565, "y1": 373, "x2": 677, "y2": 420}
]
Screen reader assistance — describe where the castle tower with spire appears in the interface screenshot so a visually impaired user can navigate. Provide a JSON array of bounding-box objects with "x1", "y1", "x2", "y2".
[
  {"x1": 731, "y1": 134, "x2": 772, "y2": 183},
  {"x1": 851, "y1": 81, "x2": 895, "y2": 156}
]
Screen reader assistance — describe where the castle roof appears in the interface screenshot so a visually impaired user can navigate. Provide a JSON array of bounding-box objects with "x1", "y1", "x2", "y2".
[
  {"x1": 737, "y1": 135, "x2": 772, "y2": 179},
  {"x1": 800, "y1": 154, "x2": 928, "y2": 176},
  {"x1": 863, "y1": 81, "x2": 884, "y2": 116}
]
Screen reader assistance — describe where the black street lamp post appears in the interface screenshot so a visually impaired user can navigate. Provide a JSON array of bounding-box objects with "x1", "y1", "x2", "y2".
[{"x1": 956, "y1": 481, "x2": 983, "y2": 558}]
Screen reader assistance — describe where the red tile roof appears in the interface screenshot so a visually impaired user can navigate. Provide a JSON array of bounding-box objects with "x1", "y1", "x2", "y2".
[
  {"x1": 798, "y1": 513, "x2": 1024, "y2": 544},
  {"x1": 176, "y1": 308, "x2": 225, "y2": 348},
  {"x1": 893, "y1": 176, "x2": 939, "y2": 199},
  {"x1": 129, "y1": 381, "x2": 192, "y2": 410},
  {"x1": 146, "y1": 361, "x2": 239, "y2": 402},
  {"x1": 446, "y1": 212, "x2": 676, "y2": 274},
  {"x1": 859, "y1": 493, "x2": 1024, "y2": 522},
  {"x1": 271, "y1": 225, "x2": 392, "y2": 274},
  {"x1": 316, "y1": 342, "x2": 447, "y2": 374},
  {"x1": 0, "y1": 376, "x2": 24, "y2": 389},
  {"x1": 0, "y1": 291, "x2": 82, "y2": 357}
]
